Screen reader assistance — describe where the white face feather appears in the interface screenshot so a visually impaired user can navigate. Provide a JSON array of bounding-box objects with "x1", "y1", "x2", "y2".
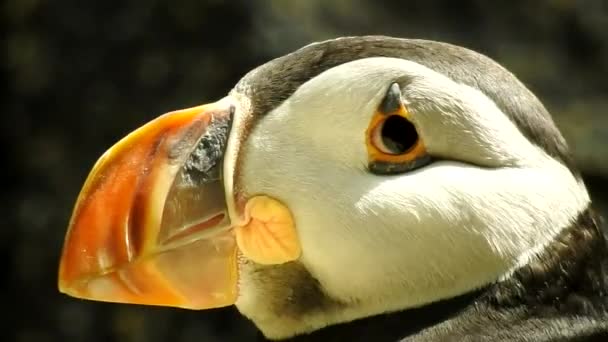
[{"x1": 232, "y1": 57, "x2": 590, "y2": 338}]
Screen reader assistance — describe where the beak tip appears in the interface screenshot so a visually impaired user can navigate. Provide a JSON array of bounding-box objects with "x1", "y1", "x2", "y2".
[{"x1": 57, "y1": 257, "x2": 71, "y2": 294}]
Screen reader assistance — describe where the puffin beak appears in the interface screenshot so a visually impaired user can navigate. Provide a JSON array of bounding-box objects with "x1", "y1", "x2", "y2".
[{"x1": 58, "y1": 99, "x2": 238, "y2": 309}]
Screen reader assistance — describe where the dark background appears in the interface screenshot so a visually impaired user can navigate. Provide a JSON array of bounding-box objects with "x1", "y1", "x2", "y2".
[{"x1": 5, "y1": 1, "x2": 608, "y2": 341}]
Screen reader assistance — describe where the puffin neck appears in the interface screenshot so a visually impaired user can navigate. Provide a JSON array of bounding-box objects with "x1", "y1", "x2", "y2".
[
  {"x1": 256, "y1": 208, "x2": 608, "y2": 342},
  {"x1": 255, "y1": 288, "x2": 485, "y2": 342},
  {"x1": 487, "y1": 207, "x2": 608, "y2": 315}
]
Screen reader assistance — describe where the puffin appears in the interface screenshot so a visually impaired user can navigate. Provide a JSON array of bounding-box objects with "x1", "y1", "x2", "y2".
[{"x1": 57, "y1": 36, "x2": 608, "y2": 341}]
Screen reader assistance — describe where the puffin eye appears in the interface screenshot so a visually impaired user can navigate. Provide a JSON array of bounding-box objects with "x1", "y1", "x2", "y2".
[
  {"x1": 365, "y1": 83, "x2": 431, "y2": 175},
  {"x1": 372, "y1": 115, "x2": 418, "y2": 155}
]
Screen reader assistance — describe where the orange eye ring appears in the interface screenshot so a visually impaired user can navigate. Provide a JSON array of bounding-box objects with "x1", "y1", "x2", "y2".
[
  {"x1": 366, "y1": 111, "x2": 427, "y2": 165},
  {"x1": 371, "y1": 115, "x2": 418, "y2": 155},
  {"x1": 366, "y1": 82, "x2": 430, "y2": 174}
]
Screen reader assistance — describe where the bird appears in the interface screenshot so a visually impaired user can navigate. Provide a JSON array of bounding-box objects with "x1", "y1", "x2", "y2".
[{"x1": 57, "y1": 36, "x2": 608, "y2": 341}]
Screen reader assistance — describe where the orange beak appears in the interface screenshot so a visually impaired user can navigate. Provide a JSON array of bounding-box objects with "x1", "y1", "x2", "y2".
[{"x1": 58, "y1": 99, "x2": 238, "y2": 309}]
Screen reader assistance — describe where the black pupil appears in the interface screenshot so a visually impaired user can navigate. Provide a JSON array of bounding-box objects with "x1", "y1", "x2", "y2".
[{"x1": 381, "y1": 115, "x2": 418, "y2": 154}]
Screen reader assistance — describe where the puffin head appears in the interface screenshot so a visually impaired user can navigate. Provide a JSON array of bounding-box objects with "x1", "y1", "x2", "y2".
[{"x1": 58, "y1": 36, "x2": 590, "y2": 339}]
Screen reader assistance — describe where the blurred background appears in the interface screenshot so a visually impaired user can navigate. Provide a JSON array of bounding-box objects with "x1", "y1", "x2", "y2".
[{"x1": 4, "y1": 1, "x2": 608, "y2": 341}]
